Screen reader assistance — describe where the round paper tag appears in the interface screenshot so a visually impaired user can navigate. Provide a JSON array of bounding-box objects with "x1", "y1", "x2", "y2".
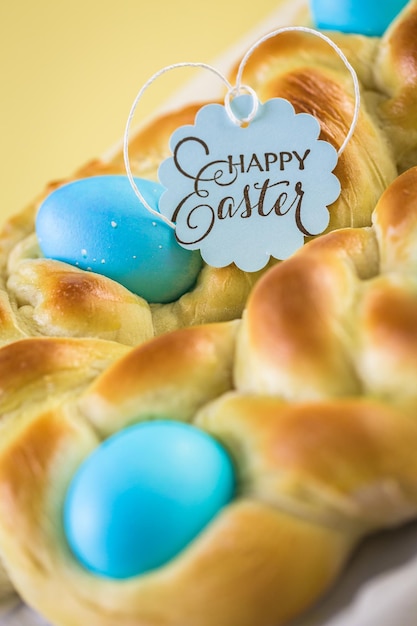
[{"x1": 158, "y1": 95, "x2": 341, "y2": 272}]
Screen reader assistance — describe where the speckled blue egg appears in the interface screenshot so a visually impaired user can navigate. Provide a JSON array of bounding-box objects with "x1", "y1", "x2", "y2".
[
  {"x1": 311, "y1": 0, "x2": 408, "y2": 35},
  {"x1": 63, "y1": 420, "x2": 235, "y2": 579},
  {"x1": 35, "y1": 175, "x2": 203, "y2": 303}
]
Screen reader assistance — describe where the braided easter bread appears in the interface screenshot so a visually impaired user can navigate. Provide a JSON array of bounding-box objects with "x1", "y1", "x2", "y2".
[
  {"x1": 0, "y1": 165, "x2": 416, "y2": 625},
  {"x1": 2, "y1": 2, "x2": 417, "y2": 350}
]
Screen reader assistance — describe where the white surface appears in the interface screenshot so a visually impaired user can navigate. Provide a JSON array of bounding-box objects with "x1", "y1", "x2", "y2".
[
  {"x1": 292, "y1": 520, "x2": 417, "y2": 626},
  {"x1": 0, "y1": 605, "x2": 48, "y2": 626}
]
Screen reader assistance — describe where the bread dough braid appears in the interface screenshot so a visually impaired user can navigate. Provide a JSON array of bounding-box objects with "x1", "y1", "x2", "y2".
[
  {"x1": 0, "y1": 336, "x2": 130, "y2": 606},
  {"x1": 0, "y1": 165, "x2": 416, "y2": 625},
  {"x1": 2, "y1": 2, "x2": 417, "y2": 350}
]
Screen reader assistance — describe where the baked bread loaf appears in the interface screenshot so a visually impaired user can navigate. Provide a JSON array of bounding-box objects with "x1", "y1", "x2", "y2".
[
  {"x1": 2, "y1": 1, "x2": 417, "y2": 350},
  {"x1": 0, "y1": 164, "x2": 416, "y2": 626},
  {"x1": 0, "y1": 1, "x2": 417, "y2": 621}
]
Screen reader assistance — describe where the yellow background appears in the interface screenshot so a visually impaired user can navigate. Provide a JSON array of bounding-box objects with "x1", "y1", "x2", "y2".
[{"x1": 0, "y1": 0, "x2": 288, "y2": 225}]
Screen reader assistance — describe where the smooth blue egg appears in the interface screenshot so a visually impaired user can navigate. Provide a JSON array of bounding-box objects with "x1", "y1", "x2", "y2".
[
  {"x1": 63, "y1": 420, "x2": 235, "y2": 579},
  {"x1": 35, "y1": 175, "x2": 203, "y2": 303},
  {"x1": 311, "y1": 0, "x2": 408, "y2": 36}
]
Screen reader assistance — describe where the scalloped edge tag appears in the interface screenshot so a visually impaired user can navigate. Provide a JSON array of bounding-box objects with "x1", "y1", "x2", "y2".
[{"x1": 158, "y1": 95, "x2": 341, "y2": 272}]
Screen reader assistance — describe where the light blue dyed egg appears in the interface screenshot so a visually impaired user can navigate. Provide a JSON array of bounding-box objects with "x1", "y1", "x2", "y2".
[
  {"x1": 63, "y1": 420, "x2": 235, "y2": 579},
  {"x1": 35, "y1": 175, "x2": 202, "y2": 303},
  {"x1": 311, "y1": 0, "x2": 408, "y2": 36}
]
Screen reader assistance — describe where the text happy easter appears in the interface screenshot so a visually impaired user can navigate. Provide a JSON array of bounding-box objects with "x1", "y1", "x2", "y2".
[{"x1": 171, "y1": 136, "x2": 314, "y2": 244}]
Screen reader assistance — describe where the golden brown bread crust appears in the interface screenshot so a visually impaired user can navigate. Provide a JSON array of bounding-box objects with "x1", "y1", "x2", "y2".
[
  {"x1": 7, "y1": 257, "x2": 154, "y2": 345},
  {"x1": 0, "y1": 336, "x2": 129, "y2": 605},
  {"x1": 198, "y1": 395, "x2": 417, "y2": 528},
  {"x1": 375, "y1": 0, "x2": 417, "y2": 170},
  {"x1": 79, "y1": 321, "x2": 240, "y2": 437},
  {"x1": 0, "y1": 337, "x2": 129, "y2": 419},
  {"x1": 236, "y1": 165, "x2": 417, "y2": 407},
  {"x1": 0, "y1": 3, "x2": 417, "y2": 621},
  {"x1": 0, "y1": 166, "x2": 417, "y2": 625},
  {"x1": 232, "y1": 29, "x2": 396, "y2": 233},
  {"x1": 2, "y1": 2, "x2": 417, "y2": 349}
]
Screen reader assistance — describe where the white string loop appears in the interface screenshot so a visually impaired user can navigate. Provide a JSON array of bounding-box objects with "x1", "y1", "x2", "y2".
[
  {"x1": 235, "y1": 26, "x2": 360, "y2": 156},
  {"x1": 224, "y1": 84, "x2": 259, "y2": 126},
  {"x1": 124, "y1": 27, "x2": 361, "y2": 223},
  {"x1": 123, "y1": 62, "x2": 233, "y2": 229}
]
